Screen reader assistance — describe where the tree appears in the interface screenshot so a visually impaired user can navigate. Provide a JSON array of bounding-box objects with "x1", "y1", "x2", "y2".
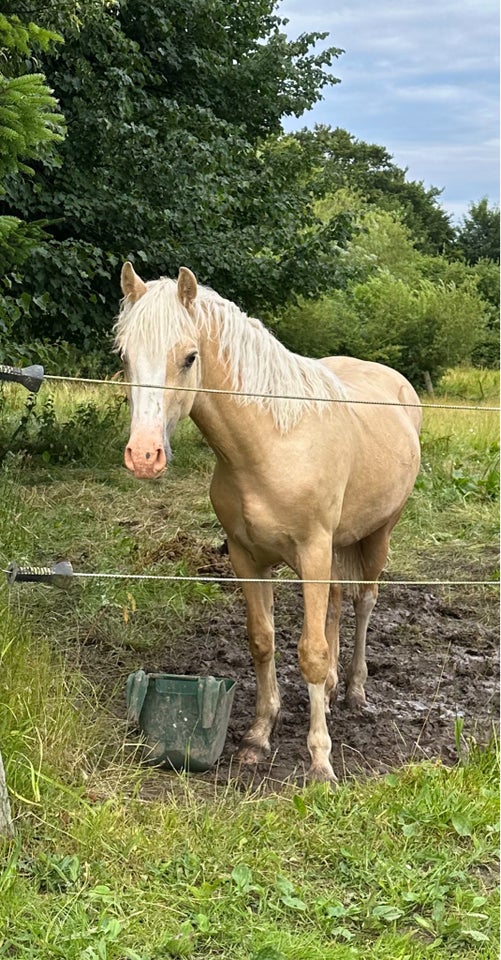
[
  {"x1": 0, "y1": 13, "x2": 64, "y2": 353},
  {"x1": 0, "y1": 16, "x2": 66, "y2": 823},
  {"x1": 2, "y1": 0, "x2": 351, "y2": 347},
  {"x1": 271, "y1": 202, "x2": 492, "y2": 384},
  {"x1": 455, "y1": 198, "x2": 500, "y2": 265},
  {"x1": 291, "y1": 126, "x2": 455, "y2": 254}
]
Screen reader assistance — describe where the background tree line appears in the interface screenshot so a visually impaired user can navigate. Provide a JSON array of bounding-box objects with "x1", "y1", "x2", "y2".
[{"x1": 1, "y1": 0, "x2": 499, "y2": 387}]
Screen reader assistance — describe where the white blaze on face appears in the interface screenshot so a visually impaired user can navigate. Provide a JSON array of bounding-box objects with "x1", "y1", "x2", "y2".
[
  {"x1": 118, "y1": 262, "x2": 200, "y2": 479},
  {"x1": 125, "y1": 353, "x2": 169, "y2": 478}
]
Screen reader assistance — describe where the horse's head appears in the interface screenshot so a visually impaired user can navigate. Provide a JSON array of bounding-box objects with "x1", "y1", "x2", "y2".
[{"x1": 117, "y1": 261, "x2": 200, "y2": 479}]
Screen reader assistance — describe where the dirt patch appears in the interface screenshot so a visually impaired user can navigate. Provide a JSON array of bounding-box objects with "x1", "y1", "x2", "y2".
[{"x1": 72, "y1": 558, "x2": 499, "y2": 789}]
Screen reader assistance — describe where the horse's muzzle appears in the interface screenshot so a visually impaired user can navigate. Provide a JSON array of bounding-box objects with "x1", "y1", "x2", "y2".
[{"x1": 124, "y1": 439, "x2": 167, "y2": 478}]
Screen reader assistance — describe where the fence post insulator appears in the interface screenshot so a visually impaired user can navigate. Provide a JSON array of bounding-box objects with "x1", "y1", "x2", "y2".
[
  {"x1": 0, "y1": 364, "x2": 44, "y2": 393},
  {"x1": 7, "y1": 561, "x2": 74, "y2": 588}
]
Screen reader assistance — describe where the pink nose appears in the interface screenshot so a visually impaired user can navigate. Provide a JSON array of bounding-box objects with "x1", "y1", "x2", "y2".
[{"x1": 124, "y1": 443, "x2": 167, "y2": 478}]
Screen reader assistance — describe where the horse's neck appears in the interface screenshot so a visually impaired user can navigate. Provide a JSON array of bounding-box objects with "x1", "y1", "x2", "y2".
[{"x1": 190, "y1": 332, "x2": 270, "y2": 466}]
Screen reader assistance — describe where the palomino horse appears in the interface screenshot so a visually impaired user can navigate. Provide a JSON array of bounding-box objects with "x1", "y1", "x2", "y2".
[{"x1": 116, "y1": 262, "x2": 422, "y2": 782}]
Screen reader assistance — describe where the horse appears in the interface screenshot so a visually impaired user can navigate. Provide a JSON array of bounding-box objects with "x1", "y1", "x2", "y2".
[{"x1": 115, "y1": 261, "x2": 422, "y2": 782}]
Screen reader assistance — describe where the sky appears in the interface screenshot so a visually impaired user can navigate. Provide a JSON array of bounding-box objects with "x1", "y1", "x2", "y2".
[{"x1": 279, "y1": 0, "x2": 499, "y2": 223}]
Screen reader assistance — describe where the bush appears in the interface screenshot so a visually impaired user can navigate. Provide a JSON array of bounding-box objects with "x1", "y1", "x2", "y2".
[
  {"x1": 1, "y1": 337, "x2": 117, "y2": 378},
  {"x1": 273, "y1": 273, "x2": 488, "y2": 388}
]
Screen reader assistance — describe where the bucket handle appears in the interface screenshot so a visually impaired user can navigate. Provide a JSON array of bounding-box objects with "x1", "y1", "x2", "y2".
[
  {"x1": 198, "y1": 676, "x2": 225, "y2": 729},
  {"x1": 126, "y1": 669, "x2": 149, "y2": 727}
]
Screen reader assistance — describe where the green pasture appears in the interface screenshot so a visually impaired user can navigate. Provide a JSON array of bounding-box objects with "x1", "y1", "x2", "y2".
[{"x1": 0, "y1": 366, "x2": 499, "y2": 959}]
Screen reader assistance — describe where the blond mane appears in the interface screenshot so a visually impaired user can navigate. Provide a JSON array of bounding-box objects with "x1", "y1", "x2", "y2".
[{"x1": 114, "y1": 277, "x2": 346, "y2": 433}]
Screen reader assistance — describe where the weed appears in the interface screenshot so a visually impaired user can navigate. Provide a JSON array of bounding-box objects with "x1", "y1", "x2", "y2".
[{"x1": 0, "y1": 392, "x2": 128, "y2": 466}]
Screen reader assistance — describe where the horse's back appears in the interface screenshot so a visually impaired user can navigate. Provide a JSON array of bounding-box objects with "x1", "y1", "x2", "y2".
[{"x1": 320, "y1": 355, "x2": 422, "y2": 433}]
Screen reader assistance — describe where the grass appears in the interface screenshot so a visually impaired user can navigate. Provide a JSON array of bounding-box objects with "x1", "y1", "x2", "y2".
[
  {"x1": 390, "y1": 401, "x2": 499, "y2": 581},
  {"x1": 0, "y1": 603, "x2": 499, "y2": 959},
  {"x1": 435, "y1": 368, "x2": 499, "y2": 404},
  {"x1": 0, "y1": 364, "x2": 499, "y2": 958}
]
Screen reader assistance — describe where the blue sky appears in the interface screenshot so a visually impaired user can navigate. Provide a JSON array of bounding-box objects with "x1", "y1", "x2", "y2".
[{"x1": 279, "y1": 0, "x2": 499, "y2": 222}]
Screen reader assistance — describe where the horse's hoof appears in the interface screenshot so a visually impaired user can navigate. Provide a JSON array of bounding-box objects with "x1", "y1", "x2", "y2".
[
  {"x1": 235, "y1": 743, "x2": 269, "y2": 765},
  {"x1": 306, "y1": 764, "x2": 337, "y2": 784},
  {"x1": 344, "y1": 689, "x2": 367, "y2": 712}
]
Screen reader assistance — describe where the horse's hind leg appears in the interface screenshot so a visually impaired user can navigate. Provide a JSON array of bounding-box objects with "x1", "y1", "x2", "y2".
[
  {"x1": 346, "y1": 587, "x2": 377, "y2": 709},
  {"x1": 227, "y1": 539, "x2": 280, "y2": 764},
  {"x1": 346, "y1": 523, "x2": 393, "y2": 709}
]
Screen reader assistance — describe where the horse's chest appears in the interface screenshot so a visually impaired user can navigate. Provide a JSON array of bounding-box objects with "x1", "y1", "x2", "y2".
[
  {"x1": 238, "y1": 495, "x2": 284, "y2": 549},
  {"x1": 213, "y1": 482, "x2": 290, "y2": 556}
]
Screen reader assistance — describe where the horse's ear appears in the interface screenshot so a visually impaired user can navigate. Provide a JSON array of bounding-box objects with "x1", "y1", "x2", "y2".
[
  {"x1": 121, "y1": 261, "x2": 147, "y2": 303},
  {"x1": 178, "y1": 267, "x2": 197, "y2": 308}
]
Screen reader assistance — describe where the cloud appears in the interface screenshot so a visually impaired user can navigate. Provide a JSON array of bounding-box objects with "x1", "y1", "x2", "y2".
[{"x1": 279, "y1": 0, "x2": 499, "y2": 218}]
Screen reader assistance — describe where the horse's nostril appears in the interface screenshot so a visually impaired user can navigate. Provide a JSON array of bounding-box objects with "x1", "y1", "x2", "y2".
[
  {"x1": 152, "y1": 446, "x2": 167, "y2": 473},
  {"x1": 124, "y1": 446, "x2": 134, "y2": 472}
]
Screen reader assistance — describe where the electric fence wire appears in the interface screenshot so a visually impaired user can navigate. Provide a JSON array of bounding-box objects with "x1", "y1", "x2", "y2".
[
  {"x1": 44, "y1": 373, "x2": 501, "y2": 413},
  {"x1": 3, "y1": 567, "x2": 498, "y2": 588}
]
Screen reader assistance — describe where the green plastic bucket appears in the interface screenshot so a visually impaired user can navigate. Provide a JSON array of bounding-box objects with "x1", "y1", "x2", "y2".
[{"x1": 126, "y1": 670, "x2": 237, "y2": 772}]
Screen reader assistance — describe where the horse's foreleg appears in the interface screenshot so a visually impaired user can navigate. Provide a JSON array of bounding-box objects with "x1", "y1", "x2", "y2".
[
  {"x1": 298, "y1": 542, "x2": 336, "y2": 783},
  {"x1": 324, "y1": 581, "x2": 342, "y2": 714},
  {"x1": 228, "y1": 540, "x2": 279, "y2": 764}
]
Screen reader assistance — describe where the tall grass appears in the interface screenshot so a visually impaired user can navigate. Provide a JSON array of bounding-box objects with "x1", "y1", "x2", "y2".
[
  {"x1": 436, "y1": 367, "x2": 499, "y2": 403},
  {"x1": 391, "y1": 379, "x2": 499, "y2": 580}
]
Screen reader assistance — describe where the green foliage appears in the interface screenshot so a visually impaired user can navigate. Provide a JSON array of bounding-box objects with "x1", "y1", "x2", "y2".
[
  {"x1": 1, "y1": 335, "x2": 115, "y2": 378},
  {"x1": 294, "y1": 126, "x2": 455, "y2": 254},
  {"x1": 455, "y1": 198, "x2": 500, "y2": 265},
  {"x1": 271, "y1": 202, "x2": 498, "y2": 383},
  {"x1": 413, "y1": 371, "x2": 500, "y2": 509},
  {"x1": 274, "y1": 271, "x2": 487, "y2": 387},
  {"x1": 3, "y1": 0, "x2": 350, "y2": 346},
  {"x1": 437, "y1": 366, "x2": 500, "y2": 402},
  {"x1": 0, "y1": 12, "x2": 65, "y2": 361},
  {"x1": 0, "y1": 391, "x2": 127, "y2": 465},
  {"x1": 0, "y1": 13, "x2": 64, "y2": 201},
  {"x1": 343, "y1": 206, "x2": 424, "y2": 284},
  {"x1": 416, "y1": 434, "x2": 499, "y2": 505},
  {"x1": 418, "y1": 252, "x2": 500, "y2": 369},
  {"x1": 0, "y1": 70, "x2": 63, "y2": 179},
  {"x1": 8, "y1": 238, "x2": 120, "y2": 348}
]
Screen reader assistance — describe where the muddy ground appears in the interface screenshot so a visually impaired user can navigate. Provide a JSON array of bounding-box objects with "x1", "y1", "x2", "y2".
[{"x1": 74, "y1": 549, "x2": 499, "y2": 789}]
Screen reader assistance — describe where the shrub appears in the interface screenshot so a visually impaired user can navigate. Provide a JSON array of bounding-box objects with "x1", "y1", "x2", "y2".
[{"x1": 274, "y1": 273, "x2": 488, "y2": 388}]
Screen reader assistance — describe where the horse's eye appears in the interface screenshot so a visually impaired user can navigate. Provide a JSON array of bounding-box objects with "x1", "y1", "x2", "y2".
[{"x1": 183, "y1": 352, "x2": 197, "y2": 368}]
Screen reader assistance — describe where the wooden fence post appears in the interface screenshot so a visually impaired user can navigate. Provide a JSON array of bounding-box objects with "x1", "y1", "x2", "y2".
[
  {"x1": 0, "y1": 748, "x2": 14, "y2": 838},
  {"x1": 423, "y1": 370, "x2": 434, "y2": 395}
]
